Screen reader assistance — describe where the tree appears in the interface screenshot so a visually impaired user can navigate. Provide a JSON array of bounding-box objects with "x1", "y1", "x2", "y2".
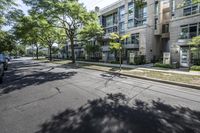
[
  {"x1": 0, "y1": 31, "x2": 16, "y2": 52},
  {"x1": 23, "y1": 0, "x2": 98, "y2": 63},
  {"x1": 0, "y1": 0, "x2": 16, "y2": 27},
  {"x1": 84, "y1": 43, "x2": 101, "y2": 60},
  {"x1": 13, "y1": 16, "x2": 41, "y2": 59},
  {"x1": 79, "y1": 22, "x2": 104, "y2": 41},
  {"x1": 109, "y1": 33, "x2": 130, "y2": 71},
  {"x1": 188, "y1": 36, "x2": 200, "y2": 65}
]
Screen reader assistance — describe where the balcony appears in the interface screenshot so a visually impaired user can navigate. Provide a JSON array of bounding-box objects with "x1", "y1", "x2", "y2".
[
  {"x1": 179, "y1": 32, "x2": 198, "y2": 40},
  {"x1": 124, "y1": 44, "x2": 139, "y2": 49},
  {"x1": 101, "y1": 45, "x2": 110, "y2": 51}
]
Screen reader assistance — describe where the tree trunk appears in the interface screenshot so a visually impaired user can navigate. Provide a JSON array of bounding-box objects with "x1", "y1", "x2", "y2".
[
  {"x1": 70, "y1": 37, "x2": 75, "y2": 63},
  {"x1": 119, "y1": 49, "x2": 122, "y2": 71},
  {"x1": 36, "y1": 46, "x2": 39, "y2": 60},
  {"x1": 49, "y1": 45, "x2": 52, "y2": 61}
]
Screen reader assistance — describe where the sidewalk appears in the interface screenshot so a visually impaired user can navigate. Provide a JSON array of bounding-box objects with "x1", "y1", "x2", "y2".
[
  {"x1": 33, "y1": 59, "x2": 200, "y2": 89},
  {"x1": 77, "y1": 61, "x2": 200, "y2": 76}
]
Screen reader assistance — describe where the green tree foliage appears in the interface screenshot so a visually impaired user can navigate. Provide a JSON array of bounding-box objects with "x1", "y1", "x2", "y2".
[
  {"x1": 0, "y1": 0, "x2": 16, "y2": 26},
  {"x1": 23, "y1": 0, "x2": 98, "y2": 63},
  {"x1": 0, "y1": 31, "x2": 15, "y2": 52},
  {"x1": 110, "y1": 33, "x2": 130, "y2": 70},
  {"x1": 11, "y1": 44, "x2": 26, "y2": 56},
  {"x1": 84, "y1": 43, "x2": 101, "y2": 60},
  {"x1": 13, "y1": 15, "x2": 41, "y2": 59},
  {"x1": 189, "y1": 36, "x2": 200, "y2": 65},
  {"x1": 79, "y1": 22, "x2": 104, "y2": 41}
]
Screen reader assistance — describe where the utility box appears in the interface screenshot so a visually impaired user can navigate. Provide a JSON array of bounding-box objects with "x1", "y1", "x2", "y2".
[
  {"x1": 163, "y1": 52, "x2": 170, "y2": 64},
  {"x1": 129, "y1": 53, "x2": 136, "y2": 64}
]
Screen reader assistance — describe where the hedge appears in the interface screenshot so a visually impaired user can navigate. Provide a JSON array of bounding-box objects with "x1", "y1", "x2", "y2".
[
  {"x1": 154, "y1": 63, "x2": 172, "y2": 68},
  {"x1": 190, "y1": 65, "x2": 200, "y2": 71}
]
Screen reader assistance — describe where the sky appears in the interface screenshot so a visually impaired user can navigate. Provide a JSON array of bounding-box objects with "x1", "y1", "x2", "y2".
[{"x1": 16, "y1": 0, "x2": 119, "y2": 14}]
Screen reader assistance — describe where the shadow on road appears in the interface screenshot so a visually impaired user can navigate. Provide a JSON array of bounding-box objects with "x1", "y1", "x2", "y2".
[
  {"x1": 0, "y1": 60, "x2": 77, "y2": 95},
  {"x1": 36, "y1": 93, "x2": 200, "y2": 133}
]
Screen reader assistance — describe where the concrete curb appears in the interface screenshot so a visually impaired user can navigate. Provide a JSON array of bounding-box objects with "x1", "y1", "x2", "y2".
[{"x1": 81, "y1": 67, "x2": 200, "y2": 90}]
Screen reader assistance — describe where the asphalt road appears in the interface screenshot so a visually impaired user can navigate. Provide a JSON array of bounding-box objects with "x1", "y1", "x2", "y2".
[{"x1": 0, "y1": 58, "x2": 200, "y2": 133}]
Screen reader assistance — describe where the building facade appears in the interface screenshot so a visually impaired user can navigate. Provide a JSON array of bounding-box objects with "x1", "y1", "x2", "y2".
[
  {"x1": 97, "y1": 0, "x2": 172, "y2": 63},
  {"x1": 170, "y1": 0, "x2": 200, "y2": 67},
  {"x1": 66, "y1": 0, "x2": 200, "y2": 67}
]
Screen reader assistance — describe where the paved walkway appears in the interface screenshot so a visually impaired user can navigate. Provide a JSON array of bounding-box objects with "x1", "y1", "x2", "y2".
[{"x1": 77, "y1": 61, "x2": 200, "y2": 76}]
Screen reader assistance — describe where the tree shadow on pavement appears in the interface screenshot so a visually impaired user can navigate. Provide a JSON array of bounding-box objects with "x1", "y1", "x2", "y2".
[
  {"x1": 0, "y1": 71, "x2": 77, "y2": 95},
  {"x1": 36, "y1": 93, "x2": 200, "y2": 133},
  {"x1": 100, "y1": 72, "x2": 127, "y2": 87}
]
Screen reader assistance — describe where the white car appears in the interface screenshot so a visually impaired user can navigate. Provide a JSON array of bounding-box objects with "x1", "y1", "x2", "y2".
[{"x1": 0, "y1": 61, "x2": 4, "y2": 83}]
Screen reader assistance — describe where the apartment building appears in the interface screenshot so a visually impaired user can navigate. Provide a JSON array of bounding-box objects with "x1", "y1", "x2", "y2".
[
  {"x1": 97, "y1": 0, "x2": 171, "y2": 63},
  {"x1": 170, "y1": 0, "x2": 200, "y2": 67}
]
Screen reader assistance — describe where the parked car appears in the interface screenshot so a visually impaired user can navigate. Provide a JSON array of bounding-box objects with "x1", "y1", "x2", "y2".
[
  {"x1": 0, "y1": 61, "x2": 4, "y2": 83},
  {"x1": 5, "y1": 55, "x2": 11, "y2": 62},
  {"x1": 0, "y1": 53, "x2": 8, "y2": 71}
]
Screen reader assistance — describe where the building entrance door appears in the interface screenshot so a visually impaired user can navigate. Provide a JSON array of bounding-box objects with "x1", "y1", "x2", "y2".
[{"x1": 180, "y1": 47, "x2": 190, "y2": 67}]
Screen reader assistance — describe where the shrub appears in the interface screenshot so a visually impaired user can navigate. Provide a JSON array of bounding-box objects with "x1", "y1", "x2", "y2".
[
  {"x1": 110, "y1": 61, "x2": 120, "y2": 64},
  {"x1": 190, "y1": 65, "x2": 200, "y2": 71},
  {"x1": 154, "y1": 63, "x2": 172, "y2": 68},
  {"x1": 134, "y1": 55, "x2": 146, "y2": 65}
]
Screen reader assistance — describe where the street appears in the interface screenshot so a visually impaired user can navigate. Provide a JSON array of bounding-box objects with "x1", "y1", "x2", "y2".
[{"x1": 0, "y1": 58, "x2": 200, "y2": 133}]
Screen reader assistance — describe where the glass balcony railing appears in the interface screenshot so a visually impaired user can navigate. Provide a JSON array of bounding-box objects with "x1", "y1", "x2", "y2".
[{"x1": 179, "y1": 32, "x2": 198, "y2": 39}]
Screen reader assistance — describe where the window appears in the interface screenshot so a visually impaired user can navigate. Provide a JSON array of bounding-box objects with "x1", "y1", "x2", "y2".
[
  {"x1": 128, "y1": 2, "x2": 134, "y2": 19},
  {"x1": 185, "y1": 0, "x2": 192, "y2": 6},
  {"x1": 119, "y1": 22, "x2": 125, "y2": 32},
  {"x1": 105, "y1": 15, "x2": 113, "y2": 27},
  {"x1": 126, "y1": 37, "x2": 132, "y2": 45},
  {"x1": 155, "y1": 1, "x2": 159, "y2": 16},
  {"x1": 172, "y1": 0, "x2": 175, "y2": 16},
  {"x1": 162, "y1": 24, "x2": 169, "y2": 33},
  {"x1": 131, "y1": 33, "x2": 139, "y2": 44},
  {"x1": 128, "y1": 19, "x2": 134, "y2": 28},
  {"x1": 106, "y1": 27, "x2": 113, "y2": 33},
  {"x1": 119, "y1": 6, "x2": 125, "y2": 22},
  {"x1": 199, "y1": 23, "x2": 200, "y2": 35},
  {"x1": 113, "y1": 26, "x2": 117, "y2": 32},
  {"x1": 180, "y1": 25, "x2": 189, "y2": 39},
  {"x1": 183, "y1": 4, "x2": 198, "y2": 16},
  {"x1": 113, "y1": 13, "x2": 118, "y2": 24},
  {"x1": 155, "y1": 18, "x2": 158, "y2": 30},
  {"x1": 180, "y1": 23, "x2": 199, "y2": 39},
  {"x1": 189, "y1": 23, "x2": 197, "y2": 38},
  {"x1": 134, "y1": 3, "x2": 147, "y2": 27}
]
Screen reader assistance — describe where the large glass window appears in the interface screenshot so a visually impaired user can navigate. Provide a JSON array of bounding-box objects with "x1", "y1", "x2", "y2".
[
  {"x1": 128, "y1": 2, "x2": 134, "y2": 19},
  {"x1": 119, "y1": 22, "x2": 125, "y2": 32},
  {"x1": 134, "y1": 3, "x2": 147, "y2": 27},
  {"x1": 189, "y1": 23, "x2": 198, "y2": 38},
  {"x1": 180, "y1": 25, "x2": 189, "y2": 39},
  {"x1": 113, "y1": 13, "x2": 118, "y2": 24},
  {"x1": 119, "y1": 6, "x2": 125, "y2": 22},
  {"x1": 128, "y1": 19, "x2": 134, "y2": 28},
  {"x1": 131, "y1": 33, "x2": 139, "y2": 44},
  {"x1": 180, "y1": 23, "x2": 199, "y2": 39},
  {"x1": 183, "y1": 4, "x2": 198, "y2": 16},
  {"x1": 105, "y1": 15, "x2": 113, "y2": 27}
]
